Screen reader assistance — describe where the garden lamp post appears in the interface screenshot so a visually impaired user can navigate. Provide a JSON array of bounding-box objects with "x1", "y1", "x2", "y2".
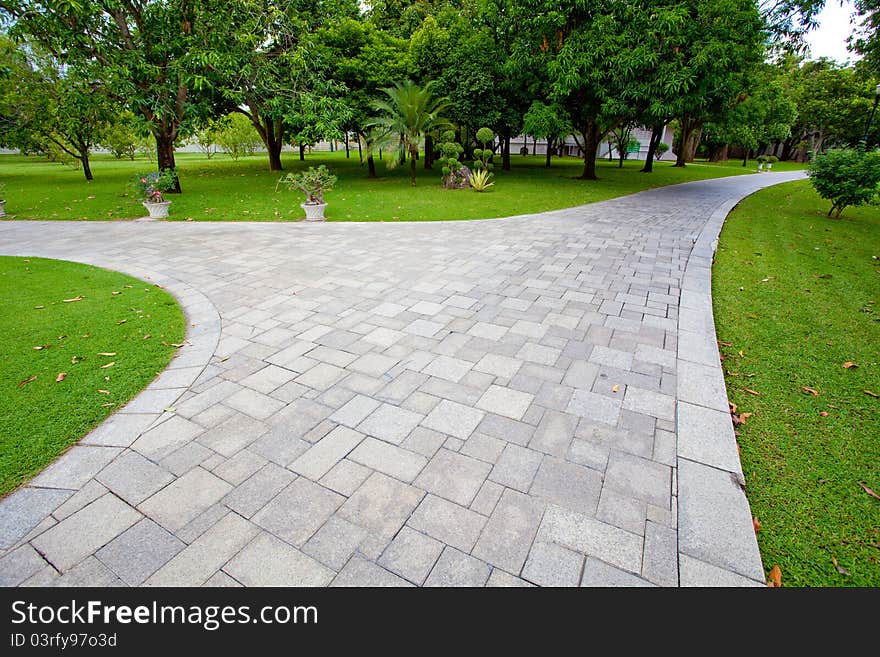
[{"x1": 860, "y1": 83, "x2": 880, "y2": 149}]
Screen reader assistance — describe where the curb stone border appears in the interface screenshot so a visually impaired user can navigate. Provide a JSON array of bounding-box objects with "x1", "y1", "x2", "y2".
[
  {"x1": 0, "y1": 256, "x2": 221, "y2": 553},
  {"x1": 675, "y1": 172, "x2": 807, "y2": 587}
]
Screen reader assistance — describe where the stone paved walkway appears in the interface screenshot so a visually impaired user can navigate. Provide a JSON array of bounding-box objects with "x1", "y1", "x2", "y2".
[{"x1": 0, "y1": 171, "x2": 805, "y2": 587}]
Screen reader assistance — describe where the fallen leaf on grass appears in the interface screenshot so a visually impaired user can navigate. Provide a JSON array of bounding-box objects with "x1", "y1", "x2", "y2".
[
  {"x1": 111, "y1": 291, "x2": 120, "y2": 295},
  {"x1": 32, "y1": 345, "x2": 50, "y2": 350},
  {"x1": 801, "y1": 387, "x2": 820, "y2": 396},
  {"x1": 98, "y1": 389, "x2": 110, "y2": 395},
  {"x1": 753, "y1": 517, "x2": 761, "y2": 532},
  {"x1": 97, "y1": 352, "x2": 116, "y2": 356},
  {"x1": 101, "y1": 402, "x2": 114, "y2": 407},
  {"x1": 62, "y1": 296, "x2": 83, "y2": 303},
  {"x1": 767, "y1": 565, "x2": 782, "y2": 587},
  {"x1": 859, "y1": 482, "x2": 880, "y2": 500},
  {"x1": 116, "y1": 319, "x2": 127, "y2": 325},
  {"x1": 864, "y1": 390, "x2": 879, "y2": 398},
  {"x1": 33, "y1": 305, "x2": 44, "y2": 309},
  {"x1": 55, "y1": 372, "x2": 66, "y2": 382},
  {"x1": 18, "y1": 374, "x2": 37, "y2": 388},
  {"x1": 71, "y1": 356, "x2": 82, "y2": 364},
  {"x1": 820, "y1": 411, "x2": 829, "y2": 417},
  {"x1": 743, "y1": 388, "x2": 760, "y2": 396},
  {"x1": 729, "y1": 401, "x2": 738, "y2": 414},
  {"x1": 142, "y1": 334, "x2": 151, "y2": 340},
  {"x1": 843, "y1": 362, "x2": 858, "y2": 369},
  {"x1": 831, "y1": 556, "x2": 850, "y2": 576},
  {"x1": 100, "y1": 362, "x2": 115, "y2": 369}
]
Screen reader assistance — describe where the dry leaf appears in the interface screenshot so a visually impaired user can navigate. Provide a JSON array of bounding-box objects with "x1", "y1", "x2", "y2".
[
  {"x1": 34, "y1": 305, "x2": 44, "y2": 309},
  {"x1": 71, "y1": 356, "x2": 82, "y2": 364},
  {"x1": 864, "y1": 390, "x2": 879, "y2": 398},
  {"x1": 767, "y1": 565, "x2": 782, "y2": 587},
  {"x1": 55, "y1": 372, "x2": 66, "y2": 382},
  {"x1": 62, "y1": 296, "x2": 83, "y2": 303},
  {"x1": 729, "y1": 401, "x2": 738, "y2": 414},
  {"x1": 820, "y1": 411, "x2": 829, "y2": 417},
  {"x1": 32, "y1": 345, "x2": 49, "y2": 350},
  {"x1": 859, "y1": 482, "x2": 880, "y2": 500},
  {"x1": 111, "y1": 291, "x2": 120, "y2": 295},
  {"x1": 611, "y1": 384, "x2": 619, "y2": 393},
  {"x1": 843, "y1": 362, "x2": 858, "y2": 369},
  {"x1": 18, "y1": 374, "x2": 37, "y2": 388},
  {"x1": 101, "y1": 402, "x2": 115, "y2": 407},
  {"x1": 97, "y1": 352, "x2": 116, "y2": 356},
  {"x1": 753, "y1": 517, "x2": 761, "y2": 532},
  {"x1": 116, "y1": 319, "x2": 127, "y2": 325},
  {"x1": 801, "y1": 387, "x2": 820, "y2": 396},
  {"x1": 142, "y1": 334, "x2": 151, "y2": 340},
  {"x1": 169, "y1": 342, "x2": 185, "y2": 348},
  {"x1": 100, "y1": 362, "x2": 115, "y2": 369},
  {"x1": 98, "y1": 389, "x2": 110, "y2": 395},
  {"x1": 831, "y1": 556, "x2": 850, "y2": 576},
  {"x1": 164, "y1": 406, "x2": 176, "y2": 413},
  {"x1": 744, "y1": 388, "x2": 760, "y2": 396},
  {"x1": 738, "y1": 350, "x2": 745, "y2": 357}
]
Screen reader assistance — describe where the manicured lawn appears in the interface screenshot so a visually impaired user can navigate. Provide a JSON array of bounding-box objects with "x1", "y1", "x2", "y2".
[
  {"x1": 0, "y1": 150, "x2": 800, "y2": 222},
  {"x1": 0, "y1": 257, "x2": 185, "y2": 497},
  {"x1": 713, "y1": 180, "x2": 880, "y2": 586}
]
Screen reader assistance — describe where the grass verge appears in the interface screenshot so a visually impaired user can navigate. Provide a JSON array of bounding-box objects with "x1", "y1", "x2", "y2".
[
  {"x1": 713, "y1": 180, "x2": 880, "y2": 586},
  {"x1": 0, "y1": 256, "x2": 186, "y2": 496}
]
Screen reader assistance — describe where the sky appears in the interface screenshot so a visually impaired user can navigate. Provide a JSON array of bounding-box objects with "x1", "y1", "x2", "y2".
[{"x1": 805, "y1": 1, "x2": 859, "y2": 63}]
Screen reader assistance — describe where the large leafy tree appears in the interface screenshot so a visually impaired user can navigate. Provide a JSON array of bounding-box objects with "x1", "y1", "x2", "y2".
[
  {"x1": 522, "y1": 101, "x2": 572, "y2": 168},
  {"x1": 366, "y1": 79, "x2": 448, "y2": 186},
  {"x1": 2, "y1": 0, "x2": 235, "y2": 192}
]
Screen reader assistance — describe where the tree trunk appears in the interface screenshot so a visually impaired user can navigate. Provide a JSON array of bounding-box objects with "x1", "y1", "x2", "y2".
[
  {"x1": 502, "y1": 133, "x2": 511, "y2": 171},
  {"x1": 81, "y1": 153, "x2": 93, "y2": 181},
  {"x1": 641, "y1": 124, "x2": 664, "y2": 173},
  {"x1": 780, "y1": 138, "x2": 794, "y2": 161},
  {"x1": 674, "y1": 117, "x2": 692, "y2": 168},
  {"x1": 424, "y1": 134, "x2": 433, "y2": 169},
  {"x1": 545, "y1": 138, "x2": 553, "y2": 168},
  {"x1": 742, "y1": 149, "x2": 750, "y2": 167},
  {"x1": 685, "y1": 126, "x2": 701, "y2": 162},
  {"x1": 357, "y1": 134, "x2": 363, "y2": 162},
  {"x1": 578, "y1": 120, "x2": 600, "y2": 180},
  {"x1": 345, "y1": 133, "x2": 350, "y2": 158},
  {"x1": 155, "y1": 131, "x2": 180, "y2": 192},
  {"x1": 708, "y1": 144, "x2": 728, "y2": 162},
  {"x1": 409, "y1": 151, "x2": 417, "y2": 186},
  {"x1": 532, "y1": 137, "x2": 536, "y2": 156},
  {"x1": 299, "y1": 144, "x2": 305, "y2": 161},
  {"x1": 617, "y1": 140, "x2": 625, "y2": 168},
  {"x1": 367, "y1": 154, "x2": 376, "y2": 178}
]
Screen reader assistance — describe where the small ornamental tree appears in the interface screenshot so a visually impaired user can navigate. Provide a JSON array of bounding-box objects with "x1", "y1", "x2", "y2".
[
  {"x1": 808, "y1": 148, "x2": 880, "y2": 218},
  {"x1": 655, "y1": 142, "x2": 669, "y2": 160},
  {"x1": 473, "y1": 127, "x2": 495, "y2": 173},
  {"x1": 437, "y1": 130, "x2": 468, "y2": 188}
]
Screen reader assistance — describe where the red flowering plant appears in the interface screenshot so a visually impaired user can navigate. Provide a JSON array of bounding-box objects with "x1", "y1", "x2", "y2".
[{"x1": 133, "y1": 169, "x2": 177, "y2": 203}]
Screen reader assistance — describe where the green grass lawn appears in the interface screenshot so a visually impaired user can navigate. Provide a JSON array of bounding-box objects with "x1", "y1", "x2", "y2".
[
  {"x1": 0, "y1": 150, "x2": 802, "y2": 222},
  {"x1": 0, "y1": 257, "x2": 185, "y2": 497},
  {"x1": 713, "y1": 181, "x2": 880, "y2": 586}
]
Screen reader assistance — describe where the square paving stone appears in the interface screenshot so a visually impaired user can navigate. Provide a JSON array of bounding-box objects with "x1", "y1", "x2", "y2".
[
  {"x1": 319, "y1": 459, "x2": 373, "y2": 497},
  {"x1": 489, "y1": 444, "x2": 543, "y2": 492},
  {"x1": 378, "y1": 526, "x2": 444, "y2": 584},
  {"x1": 471, "y1": 488, "x2": 545, "y2": 574},
  {"x1": 82, "y1": 412, "x2": 159, "y2": 447},
  {"x1": 424, "y1": 547, "x2": 491, "y2": 587},
  {"x1": 222, "y1": 462, "x2": 295, "y2": 518},
  {"x1": 414, "y1": 449, "x2": 491, "y2": 506},
  {"x1": 302, "y1": 516, "x2": 369, "y2": 571},
  {"x1": 289, "y1": 426, "x2": 365, "y2": 480},
  {"x1": 474, "y1": 353, "x2": 523, "y2": 379},
  {"x1": 222, "y1": 387, "x2": 287, "y2": 420},
  {"x1": 33, "y1": 493, "x2": 142, "y2": 572},
  {"x1": 522, "y1": 541, "x2": 584, "y2": 587},
  {"x1": 96, "y1": 451, "x2": 175, "y2": 505},
  {"x1": 31, "y1": 446, "x2": 122, "y2": 491},
  {"x1": 603, "y1": 450, "x2": 671, "y2": 507},
  {"x1": 476, "y1": 385, "x2": 534, "y2": 421},
  {"x1": 96, "y1": 518, "x2": 184, "y2": 585},
  {"x1": 422, "y1": 355, "x2": 473, "y2": 383},
  {"x1": 580, "y1": 557, "x2": 654, "y2": 587},
  {"x1": 337, "y1": 472, "x2": 424, "y2": 546},
  {"x1": 224, "y1": 532, "x2": 334, "y2": 586},
  {"x1": 566, "y1": 390, "x2": 621, "y2": 425},
  {"x1": 407, "y1": 494, "x2": 487, "y2": 552},
  {"x1": 596, "y1": 487, "x2": 647, "y2": 536},
  {"x1": 529, "y1": 456, "x2": 603, "y2": 516},
  {"x1": 131, "y1": 415, "x2": 205, "y2": 462},
  {"x1": 138, "y1": 467, "x2": 232, "y2": 533},
  {"x1": 421, "y1": 400, "x2": 485, "y2": 440},
  {"x1": 196, "y1": 412, "x2": 269, "y2": 458},
  {"x1": 331, "y1": 556, "x2": 412, "y2": 587},
  {"x1": 212, "y1": 449, "x2": 267, "y2": 485},
  {"x1": 460, "y1": 433, "x2": 506, "y2": 464},
  {"x1": 529, "y1": 410, "x2": 578, "y2": 457},
  {"x1": 252, "y1": 478, "x2": 344, "y2": 546},
  {"x1": 295, "y1": 362, "x2": 348, "y2": 391},
  {"x1": 0, "y1": 488, "x2": 72, "y2": 550},
  {"x1": 330, "y1": 394, "x2": 381, "y2": 428},
  {"x1": 348, "y1": 438, "x2": 427, "y2": 483},
  {"x1": 357, "y1": 403, "x2": 423, "y2": 445}
]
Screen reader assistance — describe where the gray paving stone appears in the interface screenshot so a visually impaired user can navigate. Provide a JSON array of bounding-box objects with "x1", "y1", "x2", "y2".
[
  {"x1": 596, "y1": 487, "x2": 647, "y2": 535},
  {"x1": 357, "y1": 403, "x2": 423, "y2": 445},
  {"x1": 472, "y1": 488, "x2": 545, "y2": 574},
  {"x1": 330, "y1": 394, "x2": 381, "y2": 428},
  {"x1": 604, "y1": 450, "x2": 671, "y2": 507},
  {"x1": 225, "y1": 532, "x2": 334, "y2": 586},
  {"x1": 522, "y1": 541, "x2": 584, "y2": 587},
  {"x1": 50, "y1": 556, "x2": 124, "y2": 587},
  {"x1": 489, "y1": 444, "x2": 543, "y2": 492},
  {"x1": 319, "y1": 459, "x2": 373, "y2": 497},
  {"x1": 146, "y1": 512, "x2": 258, "y2": 586},
  {"x1": 196, "y1": 412, "x2": 269, "y2": 458},
  {"x1": 95, "y1": 518, "x2": 184, "y2": 585},
  {"x1": 566, "y1": 390, "x2": 621, "y2": 425},
  {"x1": 0, "y1": 545, "x2": 47, "y2": 587},
  {"x1": 30, "y1": 446, "x2": 120, "y2": 491},
  {"x1": 138, "y1": 467, "x2": 232, "y2": 533},
  {"x1": 290, "y1": 426, "x2": 364, "y2": 480},
  {"x1": 424, "y1": 546, "x2": 491, "y2": 587},
  {"x1": 160, "y1": 441, "x2": 214, "y2": 476},
  {"x1": 580, "y1": 557, "x2": 654, "y2": 587},
  {"x1": 677, "y1": 401, "x2": 742, "y2": 474},
  {"x1": 414, "y1": 449, "x2": 491, "y2": 506},
  {"x1": 212, "y1": 449, "x2": 267, "y2": 485},
  {"x1": 486, "y1": 568, "x2": 534, "y2": 587},
  {"x1": 302, "y1": 516, "x2": 368, "y2": 570},
  {"x1": 252, "y1": 478, "x2": 344, "y2": 546},
  {"x1": 33, "y1": 493, "x2": 142, "y2": 572},
  {"x1": 474, "y1": 353, "x2": 523, "y2": 379},
  {"x1": 222, "y1": 462, "x2": 296, "y2": 518},
  {"x1": 677, "y1": 360, "x2": 729, "y2": 413},
  {"x1": 378, "y1": 526, "x2": 443, "y2": 584},
  {"x1": 132, "y1": 415, "x2": 205, "y2": 461},
  {"x1": 529, "y1": 410, "x2": 578, "y2": 457},
  {"x1": 421, "y1": 399, "x2": 485, "y2": 440},
  {"x1": 337, "y1": 472, "x2": 424, "y2": 548},
  {"x1": 476, "y1": 385, "x2": 534, "y2": 421},
  {"x1": 96, "y1": 451, "x2": 175, "y2": 506},
  {"x1": 0, "y1": 488, "x2": 71, "y2": 549},
  {"x1": 81, "y1": 412, "x2": 159, "y2": 447},
  {"x1": 642, "y1": 521, "x2": 678, "y2": 586},
  {"x1": 529, "y1": 456, "x2": 603, "y2": 516},
  {"x1": 622, "y1": 386, "x2": 676, "y2": 422},
  {"x1": 470, "y1": 480, "x2": 505, "y2": 516},
  {"x1": 460, "y1": 433, "x2": 506, "y2": 463},
  {"x1": 407, "y1": 494, "x2": 487, "y2": 552},
  {"x1": 348, "y1": 437, "x2": 427, "y2": 483},
  {"x1": 331, "y1": 556, "x2": 412, "y2": 587},
  {"x1": 203, "y1": 570, "x2": 242, "y2": 587},
  {"x1": 678, "y1": 553, "x2": 764, "y2": 587}
]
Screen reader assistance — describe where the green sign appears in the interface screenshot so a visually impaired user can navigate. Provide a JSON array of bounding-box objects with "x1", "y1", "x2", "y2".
[{"x1": 626, "y1": 142, "x2": 641, "y2": 153}]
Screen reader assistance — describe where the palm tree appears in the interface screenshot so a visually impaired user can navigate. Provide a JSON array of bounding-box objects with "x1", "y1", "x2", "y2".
[{"x1": 366, "y1": 80, "x2": 449, "y2": 186}]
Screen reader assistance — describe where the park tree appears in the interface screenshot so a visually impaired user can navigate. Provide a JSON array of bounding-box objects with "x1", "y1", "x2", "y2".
[
  {"x1": 367, "y1": 80, "x2": 448, "y2": 186},
  {"x1": 522, "y1": 101, "x2": 572, "y2": 168},
  {"x1": 101, "y1": 113, "x2": 144, "y2": 161}
]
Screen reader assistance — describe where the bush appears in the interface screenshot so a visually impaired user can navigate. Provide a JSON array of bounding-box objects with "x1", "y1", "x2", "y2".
[
  {"x1": 437, "y1": 130, "x2": 468, "y2": 189},
  {"x1": 767, "y1": 155, "x2": 779, "y2": 164},
  {"x1": 473, "y1": 127, "x2": 495, "y2": 172},
  {"x1": 277, "y1": 165, "x2": 337, "y2": 204},
  {"x1": 655, "y1": 142, "x2": 669, "y2": 160},
  {"x1": 757, "y1": 154, "x2": 769, "y2": 164},
  {"x1": 468, "y1": 169, "x2": 494, "y2": 192},
  {"x1": 214, "y1": 113, "x2": 262, "y2": 160},
  {"x1": 808, "y1": 148, "x2": 880, "y2": 218},
  {"x1": 134, "y1": 169, "x2": 178, "y2": 203}
]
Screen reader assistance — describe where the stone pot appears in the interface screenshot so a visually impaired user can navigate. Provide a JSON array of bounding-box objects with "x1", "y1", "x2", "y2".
[
  {"x1": 302, "y1": 202, "x2": 327, "y2": 222},
  {"x1": 0, "y1": 199, "x2": 5, "y2": 218},
  {"x1": 143, "y1": 200, "x2": 171, "y2": 219}
]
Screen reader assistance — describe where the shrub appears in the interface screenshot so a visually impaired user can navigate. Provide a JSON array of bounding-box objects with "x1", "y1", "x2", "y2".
[
  {"x1": 468, "y1": 169, "x2": 495, "y2": 192},
  {"x1": 757, "y1": 154, "x2": 770, "y2": 164},
  {"x1": 277, "y1": 165, "x2": 337, "y2": 204},
  {"x1": 767, "y1": 155, "x2": 779, "y2": 164},
  {"x1": 473, "y1": 127, "x2": 495, "y2": 172},
  {"x1": 134, "y1": 169, "x2": 178, "y2": 203},
  {"x1": 808, "y1": 148, "x2": 880, "y2": 218},
  {"x1": 655, "y1": 142, "x2": 669, "y2": 160},
  {"x1": 437, "y1": 130, "x2": 468, "y2": 189},
  {"x1": 214, "y1": 113, "x2": 262, "y2": 160}
]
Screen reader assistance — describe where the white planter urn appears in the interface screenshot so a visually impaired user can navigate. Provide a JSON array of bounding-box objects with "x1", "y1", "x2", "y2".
[
  {"x1": 0, "y1": 199, "x2": 5, "y2": 218},
  {"x1": 143, "y1": 201, "x2": 171, "y2": 219},
  {"x1": 766, "y1": 163, "x2": 773, "y2": 171},
  {"x1": 302, "y1": 202, "x2": 327, "y2": 222}
]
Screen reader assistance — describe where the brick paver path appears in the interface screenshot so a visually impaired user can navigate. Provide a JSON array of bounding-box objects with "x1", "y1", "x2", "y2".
[{"x1": 0, "y1": 171, "x2": 805, "y2": 587}]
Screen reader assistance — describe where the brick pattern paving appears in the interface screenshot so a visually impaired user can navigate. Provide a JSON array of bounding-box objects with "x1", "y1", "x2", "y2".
[{"x1": 0, "y1": 172, "x2": 804, "y2": 587}]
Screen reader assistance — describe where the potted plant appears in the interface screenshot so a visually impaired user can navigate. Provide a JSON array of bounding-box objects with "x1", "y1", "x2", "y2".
[
  {"x1": 277, "y1": 165, "x2": 337, "y2": 221},
  {"x1": 756, "y1": 154, "x2": 769, "y2": 172},
  {"x1": 0, "y1": 182, "x2": 6, "y2": 218},
  {"x1": 135, "y1": 169, "x2": 177, "y2": 219},
  {"x1": 766, "y1": 155, "x2": 779, "y2": 170}
]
